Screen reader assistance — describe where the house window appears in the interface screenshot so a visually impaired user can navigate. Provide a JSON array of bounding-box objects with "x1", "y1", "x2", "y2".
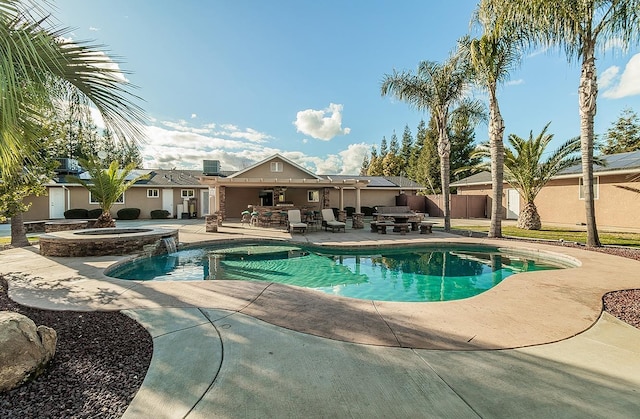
[
  {"x1": 90, "y1": 192, "x2": 124, "y2": 204},
  {"x1": 147, "y1": 189, "x2": 159, "y2": 198},
  {"x1": 579, "y1": 176, "x2": 599, "y2": 200},
  {"x1": 270, "y1": 161, "x2": 283, "y2": 172},
  {"x1": 181, "y1": 189, "x2": 195, "y2": 198},
  {"x1": 307, "y1": 190, "x2": 320, "y2": 202}
]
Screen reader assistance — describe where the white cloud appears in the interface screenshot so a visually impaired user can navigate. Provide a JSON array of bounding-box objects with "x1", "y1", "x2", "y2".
[
  {"x1": 599, "y1": 66, "x2": 619, "y2": 90},
  {"x1": 603, "y1": 53, "x2": 640, "y2": 99},
  {"x1": 191, "y1": 113, "x2": 197, "y2": 119},
  {"x1": 293, "y1": 103, "x2": 351, "y2": 141},
  {"x1": 506, "y1": 79, "x2": 524, "y2": 86},
  {"x1": 89, "y1": 26, "x2": 100, "y2": 31}
]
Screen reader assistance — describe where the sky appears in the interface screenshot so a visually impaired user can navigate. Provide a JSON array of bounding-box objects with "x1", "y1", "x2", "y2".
[{"x1": 52, "y1": 0, "x2": 640, "y2": 175}]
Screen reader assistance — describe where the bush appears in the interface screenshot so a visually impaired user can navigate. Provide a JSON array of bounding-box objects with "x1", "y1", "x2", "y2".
[
  {"x1": 64, "y1": 208, "x2": 88, "y2": 219},
  {"x1": 345, "y1": 206, "x2": 356, "y2": 217},
  {"x1": 88, "y1": 208, "x2": 103, "y2": 219},
  {"x1": 150, "y1": 209, "x2": 170, "y2": 219},
  {"x1": 116, "y1": 208, "x2": 141, "y2": 220}
]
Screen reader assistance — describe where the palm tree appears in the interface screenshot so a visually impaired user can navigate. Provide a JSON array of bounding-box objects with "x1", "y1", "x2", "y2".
[
  {"x1": 459, "y1": 27, "x2": 521, "y2": 238},
  {"x1": 472, "y1": 123, "x2": 581, "y2": 230},
  {"x1": 66, "y1": 158, "x2": 149, "y2": 228},
  {"x1": 479, "y1": 0, "x2": 640, "y2": 245},
  {"x1": 0, "y1": 0, "x2": 146, "y2": 167},
  {"x1": 0, "y1": 0, "x2": 146, "y2": 246},
  {"x1": 381, "y1": 57, "x2": 483, "y2": 231}
]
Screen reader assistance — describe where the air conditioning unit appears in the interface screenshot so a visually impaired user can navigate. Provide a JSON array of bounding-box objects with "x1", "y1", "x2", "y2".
[
  {"x1": 54, "y1": 158, "x2": 81, "y2": 174},
  {"x1": 203, "y1": 160, "x2": 221, "y2": 175}
]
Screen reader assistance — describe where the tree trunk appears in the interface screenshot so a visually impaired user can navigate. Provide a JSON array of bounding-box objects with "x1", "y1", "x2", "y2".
[
  {"x1": 488, "y1": 86, "x2": 505, "y2": 238},
  {"x1": 10, "y1": 212, "x2": 30, "y2": 247},
  {"x1": 93, "y1": 211, "x2": 116, "y2": 228},
  {"x1": 579, "y1": 49, "x2": 601, "y2": 247},
  {"x1": 517, "y1": 201, "x2": 541, "y2": 230},
  {"x1": 437, "y1": 121, "x2": 451, "y2": 232}
]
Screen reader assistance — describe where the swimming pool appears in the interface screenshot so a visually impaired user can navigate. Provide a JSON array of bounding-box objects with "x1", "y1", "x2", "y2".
[{"x1": 108, "y1": 242, "x2": 569, "y2": 302}]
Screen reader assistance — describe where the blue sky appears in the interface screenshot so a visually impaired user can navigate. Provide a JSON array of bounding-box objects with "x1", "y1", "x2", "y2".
[{"x1": 53, "y1": 0, "x2": 640, "y2": 175}]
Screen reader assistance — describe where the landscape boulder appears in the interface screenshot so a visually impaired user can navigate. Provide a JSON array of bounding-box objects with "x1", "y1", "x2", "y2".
[{"x1": 0, "y1": 311, "x2": 57, "y2": 392}]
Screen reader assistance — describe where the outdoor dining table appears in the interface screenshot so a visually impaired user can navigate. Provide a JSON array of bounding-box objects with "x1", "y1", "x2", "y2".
[{"x1": 373, "y1": 212, "x2": 417, "y2": 232}]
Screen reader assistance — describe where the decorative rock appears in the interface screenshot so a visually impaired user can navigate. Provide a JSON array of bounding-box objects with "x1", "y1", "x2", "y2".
[{"x1": 0, "y1": 312, "x2": 57, "y2": 392}]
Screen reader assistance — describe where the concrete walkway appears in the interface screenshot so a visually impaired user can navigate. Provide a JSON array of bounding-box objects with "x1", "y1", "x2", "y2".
[{"x1": 2, "y1": 219, "x2": 640, "y2": 418}]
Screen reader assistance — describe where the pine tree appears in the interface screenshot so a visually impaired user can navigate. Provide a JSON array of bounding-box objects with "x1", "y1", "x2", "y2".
[
  {"x1": 359, "y1": 155, "x2": 370, "y2": 175},
  {"x1": 400, "y1": 124, "x2": 413, "y2": 165},
  {"x1": 449, "y1": 113, "x2": 480, "y2": 183},
  {"x1": 408, "y1": 120, "x2": 427, "y2": 181},
  {"x1": 380, "y1": 136, "x2": 388, "y2": 157}
]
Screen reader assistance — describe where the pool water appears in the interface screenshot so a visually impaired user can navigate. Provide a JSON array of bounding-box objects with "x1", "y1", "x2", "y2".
[{"x1": 108, "y1": 243, "x2": 564, "y2": 302}]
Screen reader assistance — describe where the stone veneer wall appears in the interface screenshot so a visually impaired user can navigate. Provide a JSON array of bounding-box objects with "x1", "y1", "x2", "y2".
[{"x1": 39, "y1": 229, "x2": 178, "y2": 257}]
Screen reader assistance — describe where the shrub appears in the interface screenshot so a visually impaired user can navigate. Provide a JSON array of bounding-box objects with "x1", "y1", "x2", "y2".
[
  {"x1": 345, "y1": 206, "x2": 356, "y2": 217},
  {"x1": 150, "y1": 209, "x2": 170, "y2": 219},
  {"x1": 116, "y1": 208, "x2": 141, "y2": 220},
  {"x1": 64, "y1": 208, "x2": 88, "y2": 219},
  {"x1": 88, "y1": 208, "x2": 103, "y2": 219}
]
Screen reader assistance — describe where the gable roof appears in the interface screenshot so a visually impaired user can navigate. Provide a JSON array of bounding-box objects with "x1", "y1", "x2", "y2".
[{"x1": 227, "y1": 153, "x2": 322, "y2": 180}]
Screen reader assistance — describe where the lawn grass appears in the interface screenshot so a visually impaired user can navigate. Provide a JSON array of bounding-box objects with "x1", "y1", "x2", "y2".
[{"x1": 453, "y1": 225, "x2": 640, "y2": 247}]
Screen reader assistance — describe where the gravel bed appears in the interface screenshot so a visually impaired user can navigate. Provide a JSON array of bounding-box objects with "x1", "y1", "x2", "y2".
[
  {"x1": 0, "y1": 242, "x2": 639, "y2": 418},
  {"x1": 0, "y1": 277, "x2": 153, "y2": 418}
]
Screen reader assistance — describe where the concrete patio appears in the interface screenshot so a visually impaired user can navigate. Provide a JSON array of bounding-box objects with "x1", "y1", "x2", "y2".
[{"x1": 1, "y1": 218, "x2": 640, "y2": 418}]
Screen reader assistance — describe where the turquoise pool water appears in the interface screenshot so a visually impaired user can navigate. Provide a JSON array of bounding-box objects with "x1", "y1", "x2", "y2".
[{"x1": 108, "y1": 243, "x2": 564, "y2": 302}]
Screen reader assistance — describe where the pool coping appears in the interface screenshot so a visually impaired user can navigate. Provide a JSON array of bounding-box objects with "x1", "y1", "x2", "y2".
[{"x1": 2, "y1": 224, "x2": 639, "y2": 350}]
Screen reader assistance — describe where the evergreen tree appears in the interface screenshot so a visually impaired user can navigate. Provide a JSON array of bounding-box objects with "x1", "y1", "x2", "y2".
[
  {"x1": 400, "y1": 124, "x2": 413, "y2": 165},
  {"x1": 359, "y1": 155, "x2": 370, "y2": 176},
  {"x1": 449, "y1": 113, "x2": 480, "y2": 183},
  {"x1": 389, "y1": 131, "x2": 399, "y2": 154},
  {"x1": 601, "y1": 107, "x2": 640, "y2": 154},
  {"x1": 380, "y1": 136, "x2": 388, "y2": 157},
  {"x1": 408, "y1": 120, "x2": 427, "y2": 181},
  {"x1": 367, "y1": 147, "x2": 384, "y2": 175}
]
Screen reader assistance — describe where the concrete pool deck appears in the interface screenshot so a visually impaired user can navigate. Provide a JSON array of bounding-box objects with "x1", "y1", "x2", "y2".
[{"x1": 2, "y1": 218, "x2": 640, "y2": 417}]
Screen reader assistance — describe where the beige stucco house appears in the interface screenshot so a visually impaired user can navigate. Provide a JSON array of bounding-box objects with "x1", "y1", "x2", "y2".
[
  {"x1": 451, "y1": 150, "x2": 640, "y2": 229},
  {"x1": 20, "y1": 154, "x2": 427, "y2": 222}
]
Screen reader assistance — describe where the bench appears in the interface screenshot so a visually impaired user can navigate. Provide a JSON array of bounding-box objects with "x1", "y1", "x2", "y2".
[{"x1": 419, "y1": 221, "x2": 436, "y2": 234}]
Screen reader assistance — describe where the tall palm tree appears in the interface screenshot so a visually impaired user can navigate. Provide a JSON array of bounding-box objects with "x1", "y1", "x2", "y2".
[
  {"x1": 472, "y1": 123, "x2": 581, "y2": 230},
  {"x1": 480, "y1": 0, "x2": 640, "y2": 245},
  {"x1": 0, "y1": 0, "x2": 146, "y2": 166},
  {"x1": 381, "y1": 57, "x2": 482, "y2": 231},
  {"x1": 459, "y1": 28, "x2": 521, "y2": 238},
  {"x1": 66, "y1": 158, "x2": 149, "y2": 228}
]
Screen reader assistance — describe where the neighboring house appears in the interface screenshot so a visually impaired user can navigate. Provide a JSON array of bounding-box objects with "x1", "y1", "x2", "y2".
[
  {"x1": 21, "y1": 154, "x2": 427, "y2": 221},
  {"x1": 451, "y1": 150, "x2": 640, "y2": 228},
  {"x1": 22, "y1": 159, "x2": 209, "y2": 221}
]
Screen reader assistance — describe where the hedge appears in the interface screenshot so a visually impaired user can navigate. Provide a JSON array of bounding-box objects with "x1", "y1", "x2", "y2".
[
  {"x1": 116, "y1": 208, "x2": 141, "y2": 220},
  {"x1": 64, "y1": 208, "x2": 89, "y2": 219},
  {"x1": 150, "y1": 209, "x2": 170, "y2": 219},
  {"x1": 88, "y1": 208, "x2": 103, "y2": 219}
]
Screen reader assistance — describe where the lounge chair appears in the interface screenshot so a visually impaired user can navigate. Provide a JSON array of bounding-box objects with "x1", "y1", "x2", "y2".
[
  {"x1": 287, "y1": 209, "x2": 307, "y2": 234},
  {"x1": 321, "y1": 209, "x2": 346, "y2": 232}
]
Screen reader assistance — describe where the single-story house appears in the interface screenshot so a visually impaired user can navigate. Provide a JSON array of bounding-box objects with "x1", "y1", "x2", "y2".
[
  {"x1": 20, "y1": 154, "x2": 428, "y2": 221},
  {"x1": 451, "y1": 150, "x2": 640, "y2": 229},
  {"x1": 200, "y1": 154, "x2": 428, "y2": 219},
  {"x1": 22, "y1": 161, "x2": 210, "y2": 221}
]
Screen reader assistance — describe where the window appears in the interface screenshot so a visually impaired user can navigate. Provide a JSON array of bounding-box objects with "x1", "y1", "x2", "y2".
[
  {"x1": 579, "y1": 176, "x2": 599, "y2": 200},
  {"x1": 181, "y1": 189, "x2": 195, "y2": 198},
  {"x1": 147, "y1": 189, "x2": 159, "y2": 198},
  {"x1": 90, "y1": 192, "x2": 124, "y2": 204},
  {"x1": 270, "y1": 161, "x2": 283, "y2": 172},
  {"x1": 307, "y1": 190, "x2": 320, "y2": 202}
]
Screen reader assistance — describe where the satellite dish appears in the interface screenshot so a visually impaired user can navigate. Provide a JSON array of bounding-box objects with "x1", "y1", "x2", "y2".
[{"x1": 97, "y1": 151, "x2": 107, "y2": 159}]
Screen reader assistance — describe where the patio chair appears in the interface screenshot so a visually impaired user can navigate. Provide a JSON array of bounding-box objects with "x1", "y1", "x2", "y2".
[
  {"x1": 321, "y1": 209, "x2": 346, "y2": 233},
  {"x1": 287, "y1": 209, "x2": 307, "y2": 234}
]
